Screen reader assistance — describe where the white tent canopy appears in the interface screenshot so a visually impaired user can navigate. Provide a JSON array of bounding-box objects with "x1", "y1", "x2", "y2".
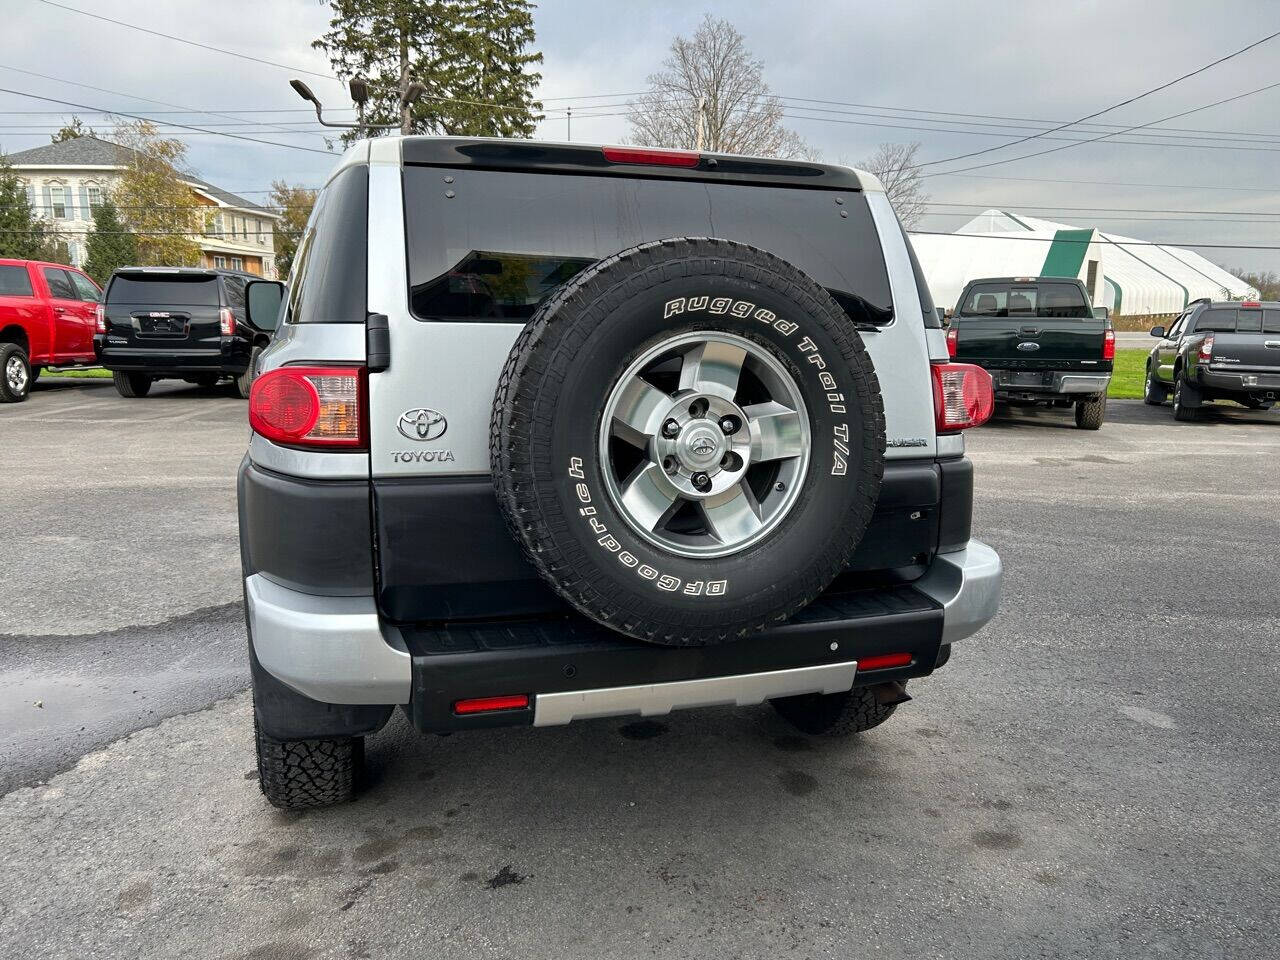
[{"x1": 910, "y1": 210, "x2": 1257, "y2": 318}]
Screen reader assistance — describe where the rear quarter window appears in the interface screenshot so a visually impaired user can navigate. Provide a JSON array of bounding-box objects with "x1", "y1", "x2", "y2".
[
  {"x1": 403, "y1": 167, "x2": 893, "y2": 327},
  {"x1": 286, "y1": 164, "x2": 367, "y2": 324},
  {"x1": 1193, "y1": 308, "x2": 1238, "y2": 333},
  {"x1": 0, "y1": 265, "x2": 33, "y2": 297},
  {"x1": 107, "y1": 276, "x2": 219, "y2": 307}
]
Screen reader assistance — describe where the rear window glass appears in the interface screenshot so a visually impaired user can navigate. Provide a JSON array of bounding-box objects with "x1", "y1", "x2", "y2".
[
  {"x1": 1267, "y1": 309, "x2": 1280, "y2": 334},
  {"x1": 0, "y1": 265, "x2": 33, "y2": 297},
  {"x1": 43, "y1": 268, "x2": 74, "y2": 300},
  {"x1": 108, "y1": 276, "x2": 219, "y2": 307},
  {"x1": 958, "y1": 281, "x2": 1090, "y2": 318},
  {"x1": 1195, "y1": 307, "x2": 1280, "y2": 333},
  {"x1": 403, "y1": 167, "x2": 893, "y2": 327}
]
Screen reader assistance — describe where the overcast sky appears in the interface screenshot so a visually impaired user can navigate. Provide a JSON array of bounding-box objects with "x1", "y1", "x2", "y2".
[{"x1": 2, "y1": 0, "x2": 1277, "y2": 273}]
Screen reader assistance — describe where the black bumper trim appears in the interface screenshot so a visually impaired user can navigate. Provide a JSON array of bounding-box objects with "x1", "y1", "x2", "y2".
[{"x1": 403, "y1": 584, "x2": 943, "y2": 733}]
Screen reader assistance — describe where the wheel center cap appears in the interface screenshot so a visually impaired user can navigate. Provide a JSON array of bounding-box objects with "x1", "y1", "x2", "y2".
[{"x1": 678, "y1": 423, "x2": 725, "y2": 469}]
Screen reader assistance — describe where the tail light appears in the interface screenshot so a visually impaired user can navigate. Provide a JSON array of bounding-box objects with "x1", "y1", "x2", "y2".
[
  {"x1": 945, "y1": 325, "x2": 958, "y2": 358},
  {"x1": 94, "y1": 303, "x2": 106, "y2": 333},
  {"x1": 248, "y1": 366, "x2": 366, "y2": 449},
  {"x1": 1103, "y1": 328, "x2": 1115, "y2": 361},
  {"x1": 220, "y1": 306, "x2": 236, "y2": 336},
  {"x1": 602, "y1": 145, "x2": 700, "y2": 167},
  {"x1": 932, "y1": 362, "x2": 994, "y2": 432},
  {"x1": 1198, "y1": 334, "x2": 1215, "y2": 364},
  {"x1": 454, "y1": 694, "x2": 529, "y2": 715},
  {"x1": 859, "y1": 652, "x2": 913, "y2": 671}
]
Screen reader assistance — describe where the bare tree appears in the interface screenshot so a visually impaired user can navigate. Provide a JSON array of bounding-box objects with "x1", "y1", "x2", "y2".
[
  {"x1": 860, "y1": 142, "x2": 929, "y2": 228},
  {"x1": 627, "y1": 15, "x2": 812, "y2": 159}
]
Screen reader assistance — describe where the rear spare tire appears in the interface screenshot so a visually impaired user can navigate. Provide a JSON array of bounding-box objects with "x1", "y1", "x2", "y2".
[{"x1": 491, "y1": 238, "x2": 885, "y2": 646}]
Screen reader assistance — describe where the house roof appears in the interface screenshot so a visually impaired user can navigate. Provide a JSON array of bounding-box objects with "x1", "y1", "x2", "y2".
[{"x1": 4, "y1": 134, "x2": 272, "y2": 214}]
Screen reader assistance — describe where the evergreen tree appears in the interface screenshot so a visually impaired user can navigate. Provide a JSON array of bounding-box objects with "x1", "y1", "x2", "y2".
[
  {"x1": 450, "y1": 0, "x2": 542, "y2": 137},
  {"x1": 84, "y1": 196, "x2": 137, "y2": 285},
  {"x1": 0, "y1": 154, "x2": 61, "y2": 260},
  {"x1": 313, "y1": 0, "x2": 542, "y2": 141}
]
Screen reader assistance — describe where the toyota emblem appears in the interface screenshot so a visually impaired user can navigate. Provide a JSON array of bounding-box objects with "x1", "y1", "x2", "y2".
[{"x1": 397, "y1": 408, "x2": 447, "y2": 441}]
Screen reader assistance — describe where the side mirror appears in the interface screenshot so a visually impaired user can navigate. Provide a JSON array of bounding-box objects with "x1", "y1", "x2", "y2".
[
  {"x1": 1149, "y1": 325, "x2": 1166, "y2": 339},
  {"x1": 1093, "y1": 306, "x2": 1109, "y2": 320},
  {"x1": 245, "y1": 280, "x2": 286, "y2": 332}
]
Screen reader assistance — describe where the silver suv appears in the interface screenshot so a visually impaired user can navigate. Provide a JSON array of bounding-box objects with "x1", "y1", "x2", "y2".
[{"x1": 238, "y1": 137, "x2": 1002, "y2": 809}]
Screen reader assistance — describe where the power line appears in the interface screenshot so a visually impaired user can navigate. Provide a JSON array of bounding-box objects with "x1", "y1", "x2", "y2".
[
  {"x1": 918, "y1": 29, "x2": 1280, "y2": 167},
  {"x1": 0, "y1": 85, "x2": 335, "y2": 155},
  {"x1": 922, "y1": 78, "x2": 1280, "y2": 178},
  {"x1": 0, "y1": 64, "x2": 332, "y2": 143},
  {"x1": 929, "y1": 172, "x2": 1280, "y2": 193},
  {"x1": 921, "y1": 201, "x2": 1279, "y2": 216},
  {"x1": 32, "y1": 0, "x2": 335, "y2": 81}
]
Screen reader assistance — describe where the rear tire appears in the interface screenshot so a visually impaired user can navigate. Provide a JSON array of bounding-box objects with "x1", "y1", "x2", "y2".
[
  {"x1": 1173, "y1": 377, "x2": 1200, "y2": 422},
  {"x1": 254, "y1": 709, "x2": 362, "y2": 810},
  {"x1": 1143, "y1": 367, "x2": 1168, "y2": 405},
  {"x1": 236, "y1": 346, "x2": 262, "y2": 399},
  {"x1": 0, "y1": 343, "x2": 32, "y2": 402},
  {"x1": 1074, "y1": 393, "x2": 1106, "y2": 430},
  {"x1": 112, "y1": 371, "x2": 153, "y2": 398},
  {"x1": 772, "y1": 684, "x2": 906, "y2": 736}
]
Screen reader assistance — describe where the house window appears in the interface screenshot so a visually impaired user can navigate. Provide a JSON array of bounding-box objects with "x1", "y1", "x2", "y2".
[
  {"x1": 241, "y1": 218, "x2": 249, "y2": 241},
  {"x1": 50, "y1": 185, "x2": 67, "y2": 219},
  {"x1": 86, "y1": 185, "x2": 102, "y2": 211},
  {"x1": 212, "y1": 213, "x2": 224, "y2": 236},
  {"x1": 214, "y1": 256, "x2": 227, "y2": 269},
  {"x1": 231, "y1": 257, "x2": 243, "y2": 270},
  {"x1": 258, "y1": 220, "x2": 266, "y2": 245}
]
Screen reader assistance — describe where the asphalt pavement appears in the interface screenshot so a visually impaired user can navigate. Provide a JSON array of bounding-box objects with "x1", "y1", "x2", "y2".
[{"x1": 1, "y1": 381, "x2": 1278, "y2": 959}]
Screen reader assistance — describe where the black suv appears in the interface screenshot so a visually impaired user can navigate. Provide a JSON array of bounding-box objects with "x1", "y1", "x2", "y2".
[
  {"x1": 96, "y1": 267, "x2": 284, "y2": 398},
  {"x1": 239, "y1": 137, "x2": 1003, "y2": 809},
  {"x1": 1145, "y1": 299, "x2": 1280, "y2": 420}
]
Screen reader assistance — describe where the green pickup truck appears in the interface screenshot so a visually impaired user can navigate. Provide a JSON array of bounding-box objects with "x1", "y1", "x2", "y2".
[{"x1": 946, "y1": 276, "x2": 1114, "y2": 430}]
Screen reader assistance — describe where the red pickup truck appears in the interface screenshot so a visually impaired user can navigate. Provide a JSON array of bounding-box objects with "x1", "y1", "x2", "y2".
[{"x1": 0, "y1": 258, "x2": 102, "y2": 402}]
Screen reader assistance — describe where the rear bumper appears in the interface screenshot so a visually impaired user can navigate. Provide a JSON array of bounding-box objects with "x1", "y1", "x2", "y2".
[
  {"x1": 245, "y1": 538, "x2": 1002, "y2": 731},
  {"x1": 1198, "y1": 369, "x2": 1280, "y2": 395},
  {"x1": 95, "y1": 338, "x2": 250, "y2": 375},
  {"x1": 989, "y1": 368, "x2": 1111, "y2": 397}
]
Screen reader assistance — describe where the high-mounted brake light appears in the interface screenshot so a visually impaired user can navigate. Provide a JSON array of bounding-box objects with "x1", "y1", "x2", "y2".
[
  {"x1": 94, "y1": 303, "x2": 106, "y2": 334},
  {"x1": 859, "y1": 652, "x2": 913, "y2": 671},
  {"x1": 219, "y1": 306, "x2": 236, "y2": 337},
  {"x1": 602, "y1": 145, "x2": 700, "y2": 168},
  {"x1": 1103, "y1": 328, "x2": 1115, "y2": 361},
  {"x1": 932, "y1": 362, "x2": 994, "y2": 432},
  {"x1": 1198, "y1": 334, "x2": 1215, "y2": 364},
  {"x1": 945, "y1": 325, "x2": 958, "y2": 358},
  {"x1": 453, "y1": 694, "x2": 529, "y2": 715},
  {"x1": 1242, "y1": 301, "x2": 1261, "y2": 308},
  {"x1": 248, "y1": 366, "x2": 366, "y2": 449}
]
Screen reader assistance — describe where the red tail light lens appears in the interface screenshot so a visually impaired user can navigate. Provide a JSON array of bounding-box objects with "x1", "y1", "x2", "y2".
[
  {"x1": 1103, "y1": 327, "x2": 1115, "y2": 361},
  {"x1": 932, "y1": 362, "x2": 994, "y2": 432},
  {"x1": 248, "y1": 366, "x2": 365, "y2": 449},
  {"x1": 453, "y1": 694, "x2": 529, "y2": 715},
  {"x1": 219, "y1": 306, "x2": 236, "y2": 336},
  {"x1": 945, "y1": 325, "x2": 958, "y2": 358},
  {"x1": 859, "y1": 652, "x2": 913, "y2": 671},
  {"x1": 602, "y1": 145, "x2": 700, "y2": 167},
  {"x1": 94, "y1": 303, "x2": 106, "y2": 333},
  {"x1": 1198, "y1": 334, "x2": 1215, "y2": 363}
]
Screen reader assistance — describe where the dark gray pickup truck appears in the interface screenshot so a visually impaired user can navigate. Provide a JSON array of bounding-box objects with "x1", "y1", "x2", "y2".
[
  {"x1": 947, "y1": 277, "x2": 1114, "y2": 430},
  {"x1": 1144, "y1": 299, "x2": 1280, "y2": 421}
]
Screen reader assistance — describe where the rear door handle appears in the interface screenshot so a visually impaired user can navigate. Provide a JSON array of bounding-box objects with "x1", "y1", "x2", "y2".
[{"x1": 53, "y1": 306, "x2": 66, "y2": 314}]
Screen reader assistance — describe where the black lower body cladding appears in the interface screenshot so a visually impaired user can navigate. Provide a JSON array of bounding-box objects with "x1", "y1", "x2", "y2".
[{"x1": 490, "y1": 238, "x2": 886, "y2": 646}]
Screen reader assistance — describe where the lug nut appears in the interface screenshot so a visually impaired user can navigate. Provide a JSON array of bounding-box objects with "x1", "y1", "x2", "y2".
[
  {"x1": 662, "y1": 419, "x2": 681, "y2": 438},
  {"x1": 691, "y1": 472, "x2": 711, "y2": 492},
  {"x1": 718, "y1": 416, "x2": 740, "y2": 435}
]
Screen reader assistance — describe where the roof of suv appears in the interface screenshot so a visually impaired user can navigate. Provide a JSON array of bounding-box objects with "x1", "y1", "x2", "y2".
[
  {"x1": 336, "y1": 135, "x2": 885, "y2": 194},
  {"x1": 112, "y1": 267, "x2": 259, "y2": 281}
]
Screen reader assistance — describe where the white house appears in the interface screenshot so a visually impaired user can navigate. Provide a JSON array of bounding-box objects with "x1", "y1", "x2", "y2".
[{"x1": 6, "y1": 135, "x2": 281, "y2": 277}]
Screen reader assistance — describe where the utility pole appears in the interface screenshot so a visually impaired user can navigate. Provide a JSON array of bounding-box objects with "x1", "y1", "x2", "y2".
[
  {"x1": 566, "y1": 106, "x2": 572, "y2": 142},
  {"x1": 695, "y1": 96, "x2": 706, "y2": 151}
]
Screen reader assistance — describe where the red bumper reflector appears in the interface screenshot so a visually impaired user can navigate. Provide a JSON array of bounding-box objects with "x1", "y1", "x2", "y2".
[
  {"x1": 453, "y1": 694, "x2": 530, "y2": 715},
  {"x1": 602, "y1": 145, "x2": 700, "y2": 167},
  {"x1": 859, "y1": 652, "x2": 913, "y2": 671}
]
